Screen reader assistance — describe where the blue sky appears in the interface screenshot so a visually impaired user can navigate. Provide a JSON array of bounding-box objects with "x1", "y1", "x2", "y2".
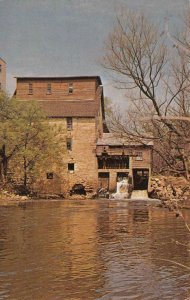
[{"x1": 0, "y1": 0, "x2": 188, "y2": 103}]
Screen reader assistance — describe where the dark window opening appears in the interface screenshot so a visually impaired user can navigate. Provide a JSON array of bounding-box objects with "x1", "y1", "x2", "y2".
[
  {"x1": 67, "y1": 117, "x2": 73, "y2": 130},
  {"x1": 47, "y1": 172, "x2": 54, "y2": 179},
  {"x1": 68, "y1": 83, "x2": 73, "y2": 94},
  {"x1": 47, "y1": 83, "x2": 52, "y2": 95},
  {"x1": 29, "y1": 83, "x2": 33, "y2": 95},
  {"x1": 98, "y1": 156, "x2": 129, "y2": 169},
  {"x1": 70, "y1": 184, "x2": 86, "y2": 196},
  {"x1": 0, "y1": 65, "x2": 1, "y2": 72},
  {"x1": 133, "y1": 169, "x2": 149, "y2": 190},
  {"x1": 117, "y1": 172, "x2": 129, "y2": 182},
  {"x1": 68, "y1": 163, "x2": 75, "y2": 171},
  {"x1": 66, "y1": 138, "x2": 72, "y2": 151}
]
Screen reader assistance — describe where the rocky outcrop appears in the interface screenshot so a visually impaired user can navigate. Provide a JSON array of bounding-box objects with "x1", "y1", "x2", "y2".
[
  {"x1": 0, "y1": 190, "x2": 29, "y2": 206},
  {"x1": 149, "y1": 176, "x2": 190, "y2": 208}
]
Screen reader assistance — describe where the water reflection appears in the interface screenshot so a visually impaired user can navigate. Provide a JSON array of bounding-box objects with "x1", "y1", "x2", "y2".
[
  {"x1": 0, "y1": 200, "x2": 189, "y2": 300},
  {"x1": 0, "y1": 201, "x2": 106, "y2": 299},
  {"x1": 132, "y1": 207, "x2": 149, "y2": 222}
]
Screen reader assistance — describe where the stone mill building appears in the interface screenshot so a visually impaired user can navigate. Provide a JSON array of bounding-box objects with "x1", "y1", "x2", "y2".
[
  {"x1": 0, "y1": 57, "x2": 6, "y2": 92},
  {"x1": 14, "y1": 75, "x2": 153, "y2": 196}
]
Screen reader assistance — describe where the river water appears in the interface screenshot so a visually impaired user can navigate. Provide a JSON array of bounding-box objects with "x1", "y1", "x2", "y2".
[{"x1": 0, "y1": 199, "x2": 190, "y2": 300}]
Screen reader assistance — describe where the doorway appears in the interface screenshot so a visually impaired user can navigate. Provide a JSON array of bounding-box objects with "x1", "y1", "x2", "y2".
[
  {"x1": 98, "y1": 172, "x2": 109, "y2": 190},
  {"x1": 133, "y1": 169, "x2": 149, "y2": 190}
]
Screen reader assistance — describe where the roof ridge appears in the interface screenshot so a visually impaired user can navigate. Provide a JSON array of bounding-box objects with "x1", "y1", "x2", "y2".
[
  {"x1": 37, "y1": 99, "x2": 95, "y2": 102},
  {"x1": 15, "y1": 75, "x2": 102, "y2": 84}
]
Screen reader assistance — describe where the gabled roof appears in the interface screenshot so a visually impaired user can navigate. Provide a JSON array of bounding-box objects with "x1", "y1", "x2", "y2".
[
  {"x1": 97, "y1": 133, "x2": 153, "y2": 147},
  {"x1": 38, "y1": 100, "x2": 99, "y2": 118}
]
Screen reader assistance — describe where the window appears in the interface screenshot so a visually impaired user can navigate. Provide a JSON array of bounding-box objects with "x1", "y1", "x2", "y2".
[
  {"x1": 29, "y1": 83, "x2": 33, "y2": 95},
  {"x1": 98, "y1": 156, "x2": 129, "y2": 169},
  {"x1": 0, "y1": 65, "x2": 1, "y2": 72},
  {"x1": 68, "y1": 83, "x2": 73, "y2": 94},
  {"x1": 47, "y1": 172, "x2": 54, "y2": 179},
  {"x1": 68, "y1": 163, "x2": 75, "y2": 171},
  {"x1": 47, "y1": 83, "x2": 51, "y2": 95},
  {"x1": 135, "y1": 152, "x2": 143, "y2": 161},
  {"x1": 67, "y1": 117, "x2": 73, "y2": 130},
  {"x1": 66, "y1": 138, "x2": 72, "y2": 151}
]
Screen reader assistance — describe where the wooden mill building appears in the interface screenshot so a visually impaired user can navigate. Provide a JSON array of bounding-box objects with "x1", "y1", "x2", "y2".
[{"x1": 14, "y1": 76, "x2": 153, "y2": 196}]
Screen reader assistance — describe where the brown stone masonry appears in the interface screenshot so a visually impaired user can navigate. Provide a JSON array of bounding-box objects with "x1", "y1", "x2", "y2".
[
  {"x1": 0, "y1": 58, "x2": 6, "y2": 91},
  {"x1": 14, "y1": 76, "x2": 104, "y2": 196},
  {"x1": 14, "y1": 75, "x2": 152, "y2": 196}
]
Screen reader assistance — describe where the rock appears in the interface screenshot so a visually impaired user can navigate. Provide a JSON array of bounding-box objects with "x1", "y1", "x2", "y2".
[
  {"x1": 150, "y1": 175, "x2": 190, "y2": 208},
  {"x1": 20, "y1": 196, "x2": 28, "y2": 201}
]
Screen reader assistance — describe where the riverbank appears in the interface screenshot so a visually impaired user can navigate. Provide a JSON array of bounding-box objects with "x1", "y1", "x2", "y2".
[
  {"x1": 1, "y1": 175, "x2": 190, "y2": 208},
  {"x1": 150, "y1": 176, "x2": 190, "y2": 209},
  {"x1": 0, "y1": 190, "x2": 29, "y2": 206}
]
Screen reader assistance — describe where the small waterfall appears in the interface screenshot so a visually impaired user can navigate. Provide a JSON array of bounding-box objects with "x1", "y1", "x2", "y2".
[{"x1": 110, "y1": 179, "x2": 129, "y2": 200}]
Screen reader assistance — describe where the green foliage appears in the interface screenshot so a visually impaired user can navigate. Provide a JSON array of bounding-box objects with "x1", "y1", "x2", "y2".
[
  {"x1": 0, "y1": 92, "x2": 64, "y2": 192},
  {"x1": 0, "y1": 92, "x2": 23, "y2": 180}
]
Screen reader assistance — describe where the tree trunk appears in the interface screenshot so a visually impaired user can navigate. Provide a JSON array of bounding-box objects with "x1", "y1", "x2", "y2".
[
  {"x1": 182, "y1": 155, "x2": 190, "y2": 181},
  {"x1": 0, "y1": 161, "x2": 3, "y2": 181},
  {"x1": 23, "y1": 157, "x2": 27, "y2": 189},
  {"x1": 0, "y1": 145, "x2": 8, "y2": 182}
]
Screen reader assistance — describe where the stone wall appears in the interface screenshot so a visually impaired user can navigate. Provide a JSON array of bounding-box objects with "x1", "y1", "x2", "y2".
[
  {"x1": 0, "y1": 58, "x2": 6, "y2": 91},
  {"x1": 132, "y1": 147, "x2": 152, "y2": 169},
  {"x1": 38, "y1": 117, "x2": 99, "y2": 197}
]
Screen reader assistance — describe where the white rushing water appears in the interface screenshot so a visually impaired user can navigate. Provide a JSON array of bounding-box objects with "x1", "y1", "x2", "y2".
[{"x1": 110, "y1": 179, "x2": 129, "y2": 199}]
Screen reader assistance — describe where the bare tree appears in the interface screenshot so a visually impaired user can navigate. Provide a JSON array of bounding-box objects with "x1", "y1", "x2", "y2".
[{"x1": 102, "y1": 9, "x2": 190, "y2": 179}]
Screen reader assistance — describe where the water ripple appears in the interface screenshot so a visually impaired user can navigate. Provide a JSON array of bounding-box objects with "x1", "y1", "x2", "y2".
[{"x1": 0, "y1": 200, "x2": 189, "y2": 300}]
